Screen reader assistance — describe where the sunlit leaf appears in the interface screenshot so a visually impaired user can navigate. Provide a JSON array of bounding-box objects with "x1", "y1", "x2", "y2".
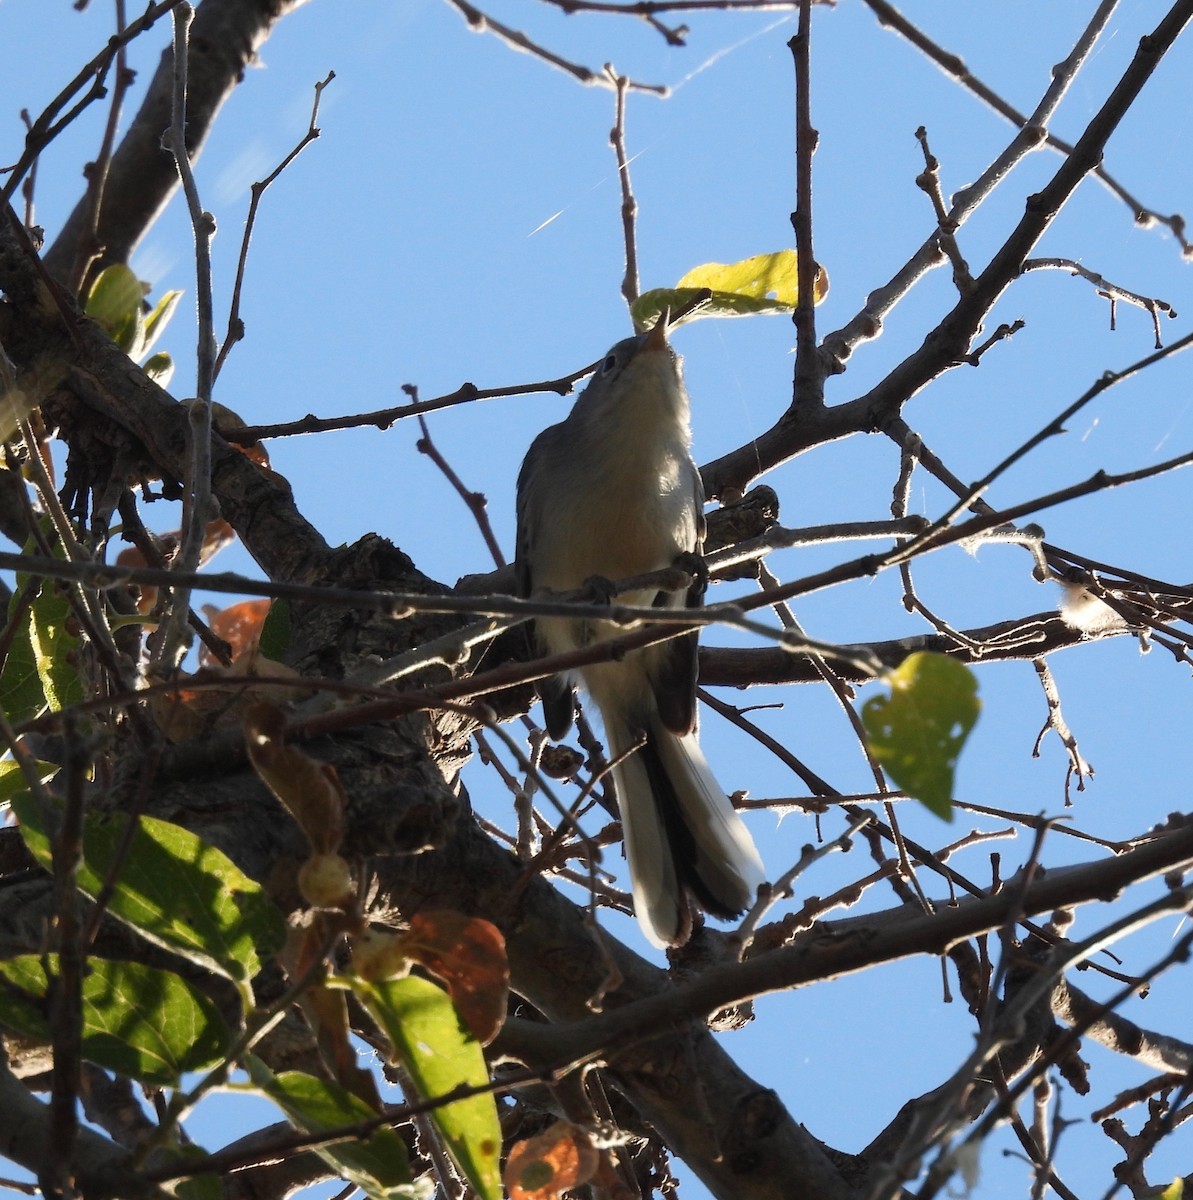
[
  {"x1": 356, "y1": 975, "x2": 502, "y2": 1200},
  {"x1": 28, "y1": 577, "x2": 83, "y2": 713},
  {"x1": 1, "y1": 538, "x2": 84, "y2": 721},
  {"x1": 142, "y1": 288, "x2": 183, "y2": 357},
  {"x1": 85, "y1": 263, "x2": 146, "y2": 355},
  {"x1": 11, "y1": 794, "x2": 285, "y2": 986},
  {"x1": 861, "y1": 652, "x2": 980, "y2": 820},
  {"x1": 0, "y1": 955, "x2": 227, "y2": 1085},
  {"x1": 172, "y1": 1148, "x2": 223, "y2": 1200},
  {"x1": 0, "y1": 591, "x2": 48, "y2": 724},
  {"x1": 246, "y1": 1060, "x2": 420, "y2": 1200},
  {"x1": 143, "y1": 351, "x2": 175, "y2": 386},
  {"x1": 0, "y1": 757, "x2": 58, "y2": 804},
  {"x1": 631, "y1": 249, "x2": 828, "y2": 330},
  {"x1": 0, "y1": 382, "x2": 35, "y2": 442}
]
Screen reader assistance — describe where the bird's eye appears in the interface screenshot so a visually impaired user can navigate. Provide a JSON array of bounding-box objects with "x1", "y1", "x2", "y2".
[{"x1": 601, "y1": 353, "x2": 618, "y2": 375}]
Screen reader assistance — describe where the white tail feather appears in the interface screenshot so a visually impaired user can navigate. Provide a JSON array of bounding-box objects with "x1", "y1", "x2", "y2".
[
  {"x1": 608, "y1": 727, "x2": 682, "y2": 948},
  {"x1": 652, "y1": 723, "x2": 765, "y2": 913},
  {"x1": 607, "y1": 717, "x2": 764, "y2": 948}
]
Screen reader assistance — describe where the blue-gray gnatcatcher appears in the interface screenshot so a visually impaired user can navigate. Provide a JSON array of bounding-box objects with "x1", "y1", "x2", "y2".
[{"x1": 515, "y1": 312, "x2": 765, "y2": 947}]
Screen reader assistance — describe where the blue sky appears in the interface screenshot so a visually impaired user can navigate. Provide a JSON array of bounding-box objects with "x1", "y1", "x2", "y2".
[{"x1": 4, "y1": 2, "x2": 1193, "y2": 1197}]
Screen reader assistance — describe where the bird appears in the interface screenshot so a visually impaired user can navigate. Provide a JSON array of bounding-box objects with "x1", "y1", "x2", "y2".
[{"x1": 514, "y1": 311, "x2": 765, "y2": 948}]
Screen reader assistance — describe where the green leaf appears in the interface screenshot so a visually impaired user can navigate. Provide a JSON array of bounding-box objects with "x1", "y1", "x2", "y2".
[
  {"x1": 356, "y1": 976, "x2": 502, "y2": 1200},
  {"x1": 246, "y1": 1060, "x2": 420, "y2": 1200},
  {"x1": 631, "y1": 249, "x2": 828, "y2": 331},
  {"x1": 259, "y1": 599, "x2": 292, "y2": 663},
  {"x1": 1, "y1": 536, "x2": 84, "y2": 721},
  {"x1": 1159, "y1": 1179, "x2": 1184, "y2": 1200},
  {"x1": 0, "y1": 955, "x2": 228, "y2": 1085},
  {"x1": 10, "y1": 795, "x2": 285, "y2": 987},
  {"x1": 0, "y1": 592, "x2": 48, "y2": 724},
  {"x1": 861, "y1": 652, "x2": 980, "y2": 820},
  {"x1": 29, "y1": 578, "x2": 84, "y2": 713},
  {"x1": 142, "y1": 288, "x2": 183, "y2": 358},
  {"x1": 85, "y1": 264, "x2": 146, "y2": 355},
  {"x1": 142, "y1": 351, "x2": 175, "y2": 387},
  {"x1": 171, "y1": 1148, "x2": 224, "y2": 1200},
  {"x1": 0, "y1": 758, "x2": 58, "y2": 804}
]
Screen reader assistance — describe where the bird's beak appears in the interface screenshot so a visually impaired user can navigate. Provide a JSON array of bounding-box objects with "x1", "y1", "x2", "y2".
[{"x1": 643, "y1": 307, "x2": 670, "y2": 352}]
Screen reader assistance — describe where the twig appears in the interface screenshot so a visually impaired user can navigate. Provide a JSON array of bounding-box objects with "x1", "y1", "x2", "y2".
[
  {"x1": 960, "y1": 318, "x2": 1024, "y2": 366},
  {"x1": 892, "y1": 326, "x2": 1193, "y2": 558},
  {"x1": 0, "y1": 0, "x2": 186, "y2": 205},
  {"x1": 821, "y1": 0, "x2": 1123, "y2": 369},
  {"x1": 540, "y1": 0, "x2": 809, "y2": 13},
  {"x1": 860, "y1": 0, "x2": 1192, "y2": 255},
  {"x1": 604, "y1": 66, "x2": 640, "y2": 307},
  {"x1": 407, "y1": 385, "x2": 507, "y2": 569},
  {"x1": 154, "y1": 2, "x2": 217, "y2": 672},
  {"x1": 443, "y1": 0, "x2": 667, "y2": 94},
  {"x1": 214, "y1": 71, "x2": 335, "y2": 383},
  {"x1": 914, "y1": 125, "x2": 973, "y2": 294},
  {"x1": 1031, "y1": 658, "x2": 1093, "y2": 804},
  {"x1": 739, "y1": 813, "x2": 874, "y2": 947},
  {"x1": 18, "y1": 111, "x2": 38, "y2": 227},
  {"x1": 223, "y1": 365, "x2": 593, "y2": 444},
  {"x1": 67, "y1": 0, "x2": 135, "y2": 296},
  {"x1": 1021, "y1": 257, "x2": 1177, "y2": 348},
  {"x1": 789, "y1": 0, "x2": 824, "y2": 407}
]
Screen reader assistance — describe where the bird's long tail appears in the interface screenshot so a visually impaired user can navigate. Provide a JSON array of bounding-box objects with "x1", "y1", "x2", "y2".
[{"x1": 609, "y1": 716, "x2": 765, "y2": 948}]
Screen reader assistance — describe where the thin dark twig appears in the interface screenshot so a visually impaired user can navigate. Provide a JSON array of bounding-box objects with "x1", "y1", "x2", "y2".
[
  {"x1": 895, "y1": 326, "x2": 1193, "y2": 554},
  {"x1": 68, "y1": 0, "x2": 134, "y2": 296},
  {"x1": 1031, "y1": 659, "x2": 1093, "y2": 804},
  {"x1": 819, "y1": 0, "x2": 1122, "y2": 371},
  {"x1": 155, "y1": 1, "x2": 217, "y2": 671},
  {"x1": 223, "y1": 366, "x2": 593, "y2": 444},
  {"x1": 407, "y1": 385, "x2": 508, "y2": 569},
  {"x1": 605, "y1": 66, "x2": 640, "y2": 307},
  {"x1": 914, "y1": 125, "x2": 973, "y2": 293},
  {"x1": 790, "y1": 0, "x2": 824, "y2": 408},
  {"x1": 541, "y1": 0, "x2": 808, "y2": 13},
  {"x1": 860, "y1": 0, "x2": 1190, "y2": 253},
  {"x1": 1021, "y1": 257, "x2": 1177, "y2": 348},
  {"x1": 0, "y1": 1, "x2": 186, "y2": 203},
  {"x1": 18, "y1": 111, "x2": 38, "y2": 226},
  {"x1": 214, "y1": 71, "x2": 335, "y2": 383},
  {"x1": 443, "y1": 0, "x2": 667, "y2": 94}
]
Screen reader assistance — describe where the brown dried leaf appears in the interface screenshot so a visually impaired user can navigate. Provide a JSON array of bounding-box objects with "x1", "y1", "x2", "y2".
[
  {"x1": 403, "y1": 911, "x2": 508, "y2": 1046},
  {"x1": 146, "y1": 657, "x2": 305, "y2": 743},
  {"x1": 245, "y1": 703, "x2": 347, "y2": 855},
  {"x1": 504, "y1": 1122, "x2": 598, "y2": 1200}
]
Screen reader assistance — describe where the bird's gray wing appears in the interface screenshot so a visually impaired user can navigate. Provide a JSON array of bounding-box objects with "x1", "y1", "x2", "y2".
[
  {"x1": 515, "y1": 424, "x2": 577, "y2": 740},
  {"x1": 652, "y1": 463, "x2": 706, "y2": 736}
]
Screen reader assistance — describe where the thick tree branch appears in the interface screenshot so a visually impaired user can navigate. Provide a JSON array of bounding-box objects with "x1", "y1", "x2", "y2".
[
  {"x1": 43, "y1": 0, "x2": 312, "y2": 288},
  {"x1": 703, "y1": 1, "x2": 1193, "y2": 499}
]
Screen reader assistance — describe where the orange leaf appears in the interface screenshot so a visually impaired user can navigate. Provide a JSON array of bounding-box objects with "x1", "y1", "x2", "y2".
[
  {"x1": 115, "y1": 543, "x2": 162, "y2": 614},
  {"x1": 404, "y1": 911, "x2": 508, "y2": 1045},
  {"x1": 202, "y1": 598, "x2": 271, "y2": 665},
  {"x1": 504, "y1": 1122, "x2": 598, "y2": 1200}
]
